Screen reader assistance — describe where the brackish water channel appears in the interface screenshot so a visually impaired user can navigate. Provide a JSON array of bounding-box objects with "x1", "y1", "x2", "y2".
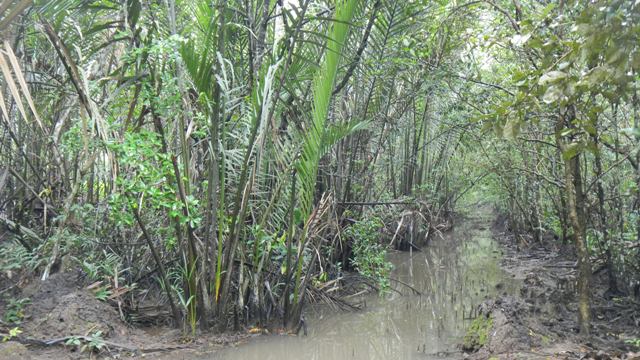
[{"x1": 210, "y1": 208, "x2": 519, "y2": 360}]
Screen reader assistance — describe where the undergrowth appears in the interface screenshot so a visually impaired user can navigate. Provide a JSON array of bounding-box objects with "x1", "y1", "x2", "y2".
[{"x1": 345, "y1": 215, "x2": 393, "y2": 292}]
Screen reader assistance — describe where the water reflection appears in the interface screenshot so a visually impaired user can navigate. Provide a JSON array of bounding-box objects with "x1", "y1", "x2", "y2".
[{"x1": 208, "y1": 212, "x2": 519, "y2": 360}]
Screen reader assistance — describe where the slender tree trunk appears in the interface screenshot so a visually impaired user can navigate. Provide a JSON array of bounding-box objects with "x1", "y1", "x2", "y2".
[
  {"x1": 592, "y1": 123, "x2": 617, "y2": 292},
  {"x1": 633, "y1": 81, "x2": 640, "y2": 245},
  {"x1": 209, "y1": 0, "x2": 227, "y2": 320},
  {"x1": 132, "y1": 203, "x2": 181, "y2": 326},
  {"x1": 567, "y1": 154, "x2": 590, "y2": 336},
  {"x1": 556, "y1": 110, "x2": 591, "y2": 336}
]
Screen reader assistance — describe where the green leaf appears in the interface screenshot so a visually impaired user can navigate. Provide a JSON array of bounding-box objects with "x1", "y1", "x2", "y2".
[
  {"x1": 511, "y1": 34, "x2": 531, "y2": 47},
  {"x1": 562, "y1": 142, "x2": 582, "y2": 160},
  {"x1": 621, "y1": 127, "x2": 640, "y2": 138},
  {"x1": 540, "y1": 3, "x2": 557, "y2": 18},
  {"x1": 493, "y1": 122, "x2": 504, "y2": 138},
  {"x1": 296, "y1": 0, "x2": 361, "y2": 218},
  {"x1": 539, "y1": 71, "x2": 567, "y2": 85},
  {"x1": 503, "y1": 118, "x2": 520, "y2": 140},
  {"x1": 606, "y1": 48, "x2": 625, "y2": 65},
  {"x1": 127, "y1": 0, "x2": 141, "y2": 29},
  {"x1": 580, "y1": 66, "x2": 610, "y2": 88},
  {"x1": 542, "y1": 85, "x2": 563, "y2": 104},
  {"x1": 583, "y1": 123, "x2": 596, "y2": 136}
]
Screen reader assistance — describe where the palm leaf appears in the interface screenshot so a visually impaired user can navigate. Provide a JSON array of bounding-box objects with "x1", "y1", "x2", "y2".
[{"x1": 296, "y1": 0, "x2": 361, "y2": 218}]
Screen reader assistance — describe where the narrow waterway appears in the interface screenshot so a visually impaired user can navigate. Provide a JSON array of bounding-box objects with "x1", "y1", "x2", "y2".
[{"x1": 209, "y1": 209, "x2": 519, "y2": 360}]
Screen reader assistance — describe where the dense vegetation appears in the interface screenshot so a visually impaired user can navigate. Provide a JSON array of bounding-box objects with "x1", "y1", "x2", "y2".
[{"x1": 0, "y1": 0, "x2": 638, "y2": 339}]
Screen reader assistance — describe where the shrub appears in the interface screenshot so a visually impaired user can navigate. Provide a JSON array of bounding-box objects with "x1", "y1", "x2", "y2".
[{"x1": 345, "y1": 217, "x2": 392, "y2": 291}]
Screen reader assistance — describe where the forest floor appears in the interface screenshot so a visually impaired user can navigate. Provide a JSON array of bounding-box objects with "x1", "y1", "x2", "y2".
[
  {"x1": 464, "y1": 213, "x2": 640, "y2": 359},
  {"x1": 2, "y1": 211, "x2": 640, "y2": 359}
]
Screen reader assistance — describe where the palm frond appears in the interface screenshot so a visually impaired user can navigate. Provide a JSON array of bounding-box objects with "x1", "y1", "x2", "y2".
[{"x1": 296, "y1": 0, "x2": 361, "y2": 218}]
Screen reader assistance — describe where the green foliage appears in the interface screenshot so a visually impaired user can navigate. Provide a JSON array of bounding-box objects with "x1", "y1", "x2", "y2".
[
  {"x1": 85, "y1": 332, "x2": 106, "y2": 352},
  {"x1": 64, "y1": 336, "x2": 81, "y2": 347},
  {"x1": 492, "y1": 0, "x2": 639, "y2": 148},
  {"x1": 0, "y1": 242, "x2": 39, "y2": 274},
  {"x1": 76, "y1": 251, "x2": 122, "y2": 281},
  {"x1": 93, "y1": 287, "x2": 112, "y2": 302},
  {"x1": 296, "y1": 0, "x2": 362, "y2": 218},
  {"x1": 64, "y1": 331, "x2": 106, "y2": 353},
  {"x1": 463, "y1": 315, "x2": 494, "y2": 351},
  {"x1": 626, "y1": 338, "x2": 640, "y2": 348},
  {"x1": 108, "y1": 131, "x2": 173, "y2": 226},
  {"x1": 108, "y1": 130, "x2": 201, "y2": 250},
  {"x1": 2, "y1": 298, "x2": 30, "y2": 324},
  {"x1": 74, "y1": 252, "x2": 130, "y2": 302},
  {"x1": 162, "y1": 262, "x2": 196, "y2": 336},
  {"x1": 5, "y1": 0, "x2": 640, "y2": 336},
  {"x1": 248, "y1": 225, "x2": 273, "y2": 262},
  {"x1": 345, "y1": 216, "x2": 392, "y2": 291},
  {"x1": 2, "y1": 327, "x2": 22, "y2": 342}
]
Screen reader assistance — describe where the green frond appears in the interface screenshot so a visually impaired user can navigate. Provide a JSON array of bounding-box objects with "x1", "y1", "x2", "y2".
[{"x1": 296, "y1": 0, "x2": 361, "y2": 218}]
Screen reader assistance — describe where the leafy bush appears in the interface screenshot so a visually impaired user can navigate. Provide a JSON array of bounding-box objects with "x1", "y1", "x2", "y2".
[
  {"x1": 2, "y1": 297, "x2": 30, "y2": 324},
  {"x1": 64, "y1": 331, "x2": 106, "y2": 353},
  {"x1": 345, "y1": 217, "x2": 392, "y2": 291},
  {"x1": 0, "y1": 241, "x2": 41, "y2": 274}
]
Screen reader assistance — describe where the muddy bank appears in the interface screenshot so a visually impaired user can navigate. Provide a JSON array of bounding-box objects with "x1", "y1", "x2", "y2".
[
  {"x1": 463, "y1": 216, "x2": 640, "y2": 359},
  {"x1": 0, "y1": 269, "x2": 251, "y2": 359}
]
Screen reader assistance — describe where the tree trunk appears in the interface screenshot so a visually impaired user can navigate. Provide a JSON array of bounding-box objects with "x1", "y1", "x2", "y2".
[
  {"x1": 592, "y1": 125, "x2": 617, "y2": 292},
  {"x1": 565, "y1": 154, "x2": 591, "y2": 336},
  {"x1": 556, "y1": 111, "x2": 591, "y2": 336}
]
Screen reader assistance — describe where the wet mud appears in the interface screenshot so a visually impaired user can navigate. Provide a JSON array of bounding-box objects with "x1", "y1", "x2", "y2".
[{"x1": 466, "y1": 214, "x2": 640, "y2": 359}]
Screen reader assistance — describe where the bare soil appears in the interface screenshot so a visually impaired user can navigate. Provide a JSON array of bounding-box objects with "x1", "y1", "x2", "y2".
[
  {"x1": 463, "y1": 214, "x2": 640, "y2": 359},
  {"x1": 0, "y1": 270, "x2": 251, "y2": 359}
]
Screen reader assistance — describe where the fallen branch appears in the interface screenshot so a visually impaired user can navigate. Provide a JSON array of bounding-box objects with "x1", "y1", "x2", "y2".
[
  {"x1": 389, "y1": 278, "x2": 423, "y2": 296},
  {"x1": 3, "y1": 335, "x2": 192, "y2": 354},
  {"x1": 0, "y1": 214, "x2": 42, "y2": 249},
  {"x1": 389, "y1": 215, "x2": 405, "y2": 247}
]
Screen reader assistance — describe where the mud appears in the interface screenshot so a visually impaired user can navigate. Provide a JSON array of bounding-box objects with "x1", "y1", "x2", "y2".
[
  {"x1": 21, "y1": 274, "x2": 129, "y2": 340},
  {"x1": 1, "y1": 270, "x2": 250, "y2": 359},
  {"x1": 464, "y1": 215, "x2": 640, "y2": 359}
]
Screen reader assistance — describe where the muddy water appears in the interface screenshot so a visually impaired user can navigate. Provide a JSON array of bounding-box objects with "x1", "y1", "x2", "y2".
[{"x1": 210, "y1": 210, "x2": 519, "y2": 360}]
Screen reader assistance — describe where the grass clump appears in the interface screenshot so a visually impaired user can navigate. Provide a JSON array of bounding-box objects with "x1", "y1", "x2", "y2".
[{"x1": 463, "y1": 314, "x2": 493, "y2": 351}]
